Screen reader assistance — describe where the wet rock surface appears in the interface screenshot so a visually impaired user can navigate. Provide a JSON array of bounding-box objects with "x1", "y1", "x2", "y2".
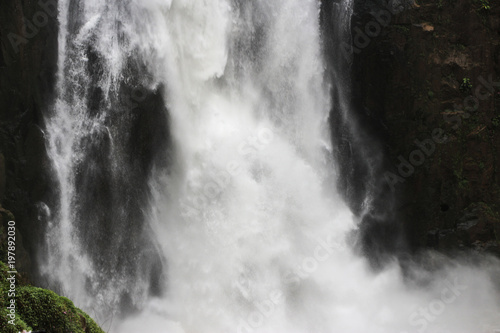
[{"x1": 351, "y1": 0, "x2": 500, "y2": 256}]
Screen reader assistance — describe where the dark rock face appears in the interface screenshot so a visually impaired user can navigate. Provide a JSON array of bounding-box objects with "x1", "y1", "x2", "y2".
[
  {"x1": 321, "y1": 0, "x2": 411, "y2": 266},
  {"x1": 348, "y1": 0, "x2": 500, "y2": 256},
  {"x1": 0, "y1": 0, "x2": 59, "y2": 276}
]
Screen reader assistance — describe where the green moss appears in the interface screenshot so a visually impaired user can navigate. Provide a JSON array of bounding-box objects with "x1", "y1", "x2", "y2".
[
  {"x1": 17, "y1": 286, "x2": 104, "y2": 333},
  {"x1": 0, "y1": 262, "x2": 104, "y2": 333},
  {"x1": 0, "y1": 262, "x2": 32, "y2": 333},
  {"x1": 0, "y1": 306, "x2": 32, "y2": 333}
]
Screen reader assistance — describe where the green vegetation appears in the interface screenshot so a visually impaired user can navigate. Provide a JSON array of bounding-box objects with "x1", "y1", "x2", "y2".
[
  {"x1": 475, "y1": 0, "x2": 491, "y2": 25},
  {"x1": 460, "y1": 77, "x2": 473, "y2": 93},
  {"x1": 0, "y1": 262, "x2": 105, "y2": 333},
  {"x1": 479, "y1": 0, "x2": 491, "y2": 11}
]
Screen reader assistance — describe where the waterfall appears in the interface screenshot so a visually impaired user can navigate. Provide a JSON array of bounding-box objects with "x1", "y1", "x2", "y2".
[
  {"x1": 43, "y1": 0, "x2": 169, "y2": 320},
  {"x1": 42, "y1": 0, "x2": 500, "y2": 332}
]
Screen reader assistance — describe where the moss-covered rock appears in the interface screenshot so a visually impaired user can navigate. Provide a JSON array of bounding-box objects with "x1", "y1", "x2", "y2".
[{"x1": 0, "y1": 262, "x2": 105, "y2": 333}]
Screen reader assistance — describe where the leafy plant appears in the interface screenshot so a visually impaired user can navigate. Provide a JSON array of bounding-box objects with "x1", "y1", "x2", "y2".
[
  {"x1": 479, "y1": 0, "x2": 491, "y2": 10},
  {"x1": 460, "y1": 77, "x2": 472, "y2": 93}
]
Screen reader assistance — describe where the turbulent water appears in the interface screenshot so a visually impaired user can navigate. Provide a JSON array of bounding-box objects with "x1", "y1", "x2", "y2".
[{"x1": 41, "y1": 0, "x2": 500, "y2": 332}]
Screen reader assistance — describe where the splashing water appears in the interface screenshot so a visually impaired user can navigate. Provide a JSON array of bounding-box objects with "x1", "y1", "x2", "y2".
[{"x1": 42, "y1": 0, "x2": 500, "y2": 332}]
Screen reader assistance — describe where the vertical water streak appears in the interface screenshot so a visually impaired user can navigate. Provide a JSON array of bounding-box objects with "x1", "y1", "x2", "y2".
[
  {"x1": 43, "y1": 0, "x2": 169, "y2": 323},
  {"x1": 321, "y1": 0, "x2": 405, "y2": 262}
]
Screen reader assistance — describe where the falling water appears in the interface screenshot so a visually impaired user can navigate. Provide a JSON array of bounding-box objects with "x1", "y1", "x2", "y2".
[{"x1": 42, "y1": 0, "x2": 500, "y2": 332}]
